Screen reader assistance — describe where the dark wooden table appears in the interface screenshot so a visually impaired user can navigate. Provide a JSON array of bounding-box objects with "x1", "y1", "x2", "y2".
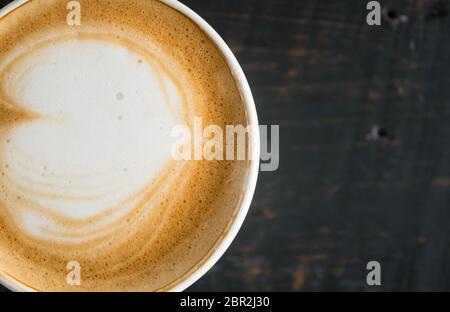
[{"x1": 2, "y1": 0, "x2": 450, "y2": 292}]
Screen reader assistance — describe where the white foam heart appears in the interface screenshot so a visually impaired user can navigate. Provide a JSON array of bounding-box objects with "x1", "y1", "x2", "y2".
[{"x1": 1, "y1": 38, "x2": 183, "y2": 243}]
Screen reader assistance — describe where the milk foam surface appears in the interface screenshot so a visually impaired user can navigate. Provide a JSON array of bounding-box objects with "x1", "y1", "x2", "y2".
[
  {"x1": 2, "y1": 37, "x2": 180, "y2": 242},
  {"x1": 0, "y1": 0, "x2": 249, "y2": 291}
]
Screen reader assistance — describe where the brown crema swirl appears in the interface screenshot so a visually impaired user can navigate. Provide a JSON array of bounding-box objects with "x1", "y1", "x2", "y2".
[{"x1": 0, "y1": 0, "x2": 249, "y2": 291}]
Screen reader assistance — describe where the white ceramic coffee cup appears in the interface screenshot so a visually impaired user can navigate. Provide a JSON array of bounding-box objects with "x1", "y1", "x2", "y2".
[{"x1": 0, "y1": 0, "x2": 260, "y2": 292}]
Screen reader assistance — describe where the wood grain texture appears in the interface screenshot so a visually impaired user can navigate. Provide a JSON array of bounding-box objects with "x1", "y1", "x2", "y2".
[{"x1": 1, "y1": 0, "x2": 450, "y2": 292}]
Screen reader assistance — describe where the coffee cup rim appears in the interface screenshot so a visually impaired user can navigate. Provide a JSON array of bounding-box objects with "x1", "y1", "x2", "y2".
[{"x1": 0, "y1": 0, "x2": 260, "y2": 292}]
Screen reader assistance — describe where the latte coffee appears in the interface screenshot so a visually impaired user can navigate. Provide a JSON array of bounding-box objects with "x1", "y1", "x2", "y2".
[{"x1": 0, "y1": 0, "x2": 252, "y2": 291}]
